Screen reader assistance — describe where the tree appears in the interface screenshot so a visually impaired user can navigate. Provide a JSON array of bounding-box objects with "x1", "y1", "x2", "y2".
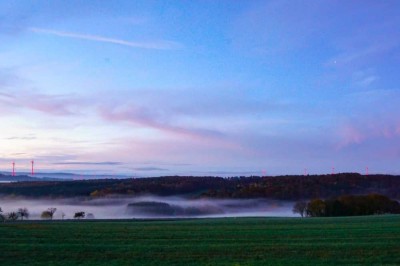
[
  {"x1": 47, "y1": 208, "x2": 57, "y2": 219},
  {"x1": 41, "y1": 211, "x2": 52, "y2": 220},
  {"x1": 301, "y1": 194, "x2": 400, "y2": 217},
  {"x1": 74, "y1": 212, "x2": 85, "y2": 219},
  {"x1": 7, "y1": 212, "x2": 19, "y2": 221},
  {"x1": 0, "y1": 207, "x2": 4, "y2": 222},
  {"x1": 324, "y1": 199, "x2": 347, "y2": 217},
  {"x1": 17, "y1": 208, "x2": 29, "y2": 220},
  {"x1": 41, "y1": 208, "x2": 57, "y2": 220},
  {"x1": 307, "y1": 199, "x2": 326, "y2": 217},
  {"x1": 292, "y1": 201, "x2": 307, "y2": 217},
  {"x1": 61, "y1": 212, "x2": 66, "y2": 220},
  {"x1": 86, "y1": 213, "x2": 95, "y2": 219}
]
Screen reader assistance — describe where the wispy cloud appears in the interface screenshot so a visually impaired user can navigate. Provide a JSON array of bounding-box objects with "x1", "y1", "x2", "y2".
[
  {"x1": 6, "y1": 134, "x2": 36, "y2": 140},
  {"x1": 337, "y1": 121, "x2": 400, "y2": 149},
  {"x1": 98, "y1": 105, "x2": 224, "y2": 140},
  {"x1": 53, "y1": 161, "x2": 122, "y2": 166},
  {"x1": 232, "y1": 0, "x2": 330, "y2": 55},
  {"x1": 0, "y1": 67, "x2": 24, "y2": 88},
  {"x1": 203, "y1": 170, "x2": 260, "y2": 175},
  {"x1": 326, "y1": 41, "x2": 399, "y2": 69},
  {"x1": 29, "y1": 27, "x2": 182, "y2": 50},
  {"x1": 336, "y1": 124, "x2": 366, "y2": 149},
  {"x1": 0, "y1": 88, "x2": 82, "y2": 116},
  {"x1": 22, "y1": 93, "x2": 78, "y2": 115},
  {"x1": 132, "y1": 167, "x2": 169, "y2": 171},
  {"x1": 335, "y1": 90, "x2": 400, "y2": 149},
  {"x1": 0, "y1": 91, "x2": 15, "y2": 98}
]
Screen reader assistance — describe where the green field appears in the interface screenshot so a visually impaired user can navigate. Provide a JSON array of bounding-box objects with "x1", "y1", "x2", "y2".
[{"x1": 1, "y1": 216, "x2": 400, "y2": 265}]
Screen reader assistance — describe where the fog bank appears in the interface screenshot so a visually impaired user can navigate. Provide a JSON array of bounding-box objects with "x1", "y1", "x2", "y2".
[{"x1": 0, "y1": 196, "x2": 296, "y2": 219}]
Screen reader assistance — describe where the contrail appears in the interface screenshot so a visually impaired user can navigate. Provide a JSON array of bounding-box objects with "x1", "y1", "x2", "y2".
[{"x1": 29, "y1": 27, "x2": 182, "y2": 50}]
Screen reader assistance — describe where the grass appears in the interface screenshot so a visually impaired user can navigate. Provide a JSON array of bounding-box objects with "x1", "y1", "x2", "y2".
[{"x1": 1, "y1": 215, "x2": 400, "y2": 265}]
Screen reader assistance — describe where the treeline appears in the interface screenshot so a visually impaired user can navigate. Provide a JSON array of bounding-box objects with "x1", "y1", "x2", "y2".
[
  {"x1": 293, "y1": 194, "x2": 400, "y2": 217},
  {"x1": 0, "y1": 173, "x2": 399, "y2": 200},
  {"x1": 0, "y1": 206, "x2": 92, "y2": 222}
]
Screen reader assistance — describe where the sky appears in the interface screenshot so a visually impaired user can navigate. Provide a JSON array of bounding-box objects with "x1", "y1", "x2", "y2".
[{"x1": 0, "y1": 0, "x2": 400, "y2": 177}]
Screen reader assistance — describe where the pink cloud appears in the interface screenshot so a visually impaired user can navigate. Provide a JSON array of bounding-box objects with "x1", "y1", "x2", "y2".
[
  {"x1": 396, "y1": 125, "x2": 400, "y2": 135},
  {"x1": 98, "y1": 106, "x2": 224, "y2": 141},
  {"x1": 22, "y1": 93, "x2": 78, "y2": 115},
  {"x1": 93, "y1": 135, "x2": 247, "y2": 169},
  {"x1": 0, "y1": 89, "x2": 81, "y2": 116},
  {"x1": 337, "y1": 124, "x2": 366, "y2": 148},
  {"x1": 337, "y1": 121, "x2": 400, "y2": 149}
]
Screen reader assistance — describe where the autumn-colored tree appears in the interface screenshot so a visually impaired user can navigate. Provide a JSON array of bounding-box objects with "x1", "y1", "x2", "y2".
[
  {"x1": 307, "y1": 199, "x2": 326, "y2": 217},
  {"x1": 41, "y1": 211, "x2": 52, "y2": 219}
]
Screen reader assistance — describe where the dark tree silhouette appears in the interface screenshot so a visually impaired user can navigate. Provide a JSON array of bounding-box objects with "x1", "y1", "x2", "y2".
[
  {"x1": 17, "y1": 208, "x2": 29, "y2": 220},
  {"x1": 47, "y1": 208, "x2": 57, "y2": 220},
  {"x1": 292, "y1": 201, "x2": 307, "y2": 217},
  {"x1": 74, "y1": 212, "x2": 85, "y2": 219},
  {"x1": 0, "y1": 207, "x2": 4, "y2": 222},
  {"x1": 297, "y1": 194, "x2": 400, "y2": 217},
  {"x1": 7, "y1": 212, "x2": 19, "y2": 221}
]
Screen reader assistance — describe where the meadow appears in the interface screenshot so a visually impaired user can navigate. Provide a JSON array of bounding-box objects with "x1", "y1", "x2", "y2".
[{"x1": 1, "y1": 215, "x2": 400, "y2": 265}]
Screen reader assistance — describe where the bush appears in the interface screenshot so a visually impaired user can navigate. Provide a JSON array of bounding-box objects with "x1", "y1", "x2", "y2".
[{"x1": 74, "y1": 212, "x2": 85, "y2": 219}]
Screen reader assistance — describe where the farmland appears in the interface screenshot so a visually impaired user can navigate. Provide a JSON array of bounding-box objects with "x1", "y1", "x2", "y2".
[{"x1": 1, "y1": 215, "x2": 400, "y2": 265}]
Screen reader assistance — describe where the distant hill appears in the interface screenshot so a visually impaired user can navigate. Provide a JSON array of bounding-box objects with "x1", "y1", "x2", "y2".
[
  {"x1": 0, "y1": 174, "x2": 66, "y2": 182},
  {"x1": 0, "y1": 172, "x2": 129, "y2": 181},
  {"x1": 0, "y1": 173, "x2": 399, "y2": 200}
]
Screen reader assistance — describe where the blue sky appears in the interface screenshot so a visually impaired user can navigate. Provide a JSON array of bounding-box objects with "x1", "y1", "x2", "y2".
[{"x1": 1, "y1": 0, "x2": 400, "y2": 176}]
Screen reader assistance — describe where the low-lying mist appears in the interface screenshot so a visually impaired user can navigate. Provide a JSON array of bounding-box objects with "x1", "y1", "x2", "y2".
[{"x1": 0, "y1": 196, "x2": 296, "y2": 219}]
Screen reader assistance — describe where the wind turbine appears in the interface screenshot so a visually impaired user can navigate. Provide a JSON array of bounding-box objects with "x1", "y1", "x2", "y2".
[{"x1": 31, "y1": 160, "x2": 34, "y2": 176}]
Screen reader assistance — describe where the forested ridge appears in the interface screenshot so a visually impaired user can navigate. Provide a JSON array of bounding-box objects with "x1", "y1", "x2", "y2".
[{"x1": 0, "y1": 173, "x2": 399, "y2": 200}]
